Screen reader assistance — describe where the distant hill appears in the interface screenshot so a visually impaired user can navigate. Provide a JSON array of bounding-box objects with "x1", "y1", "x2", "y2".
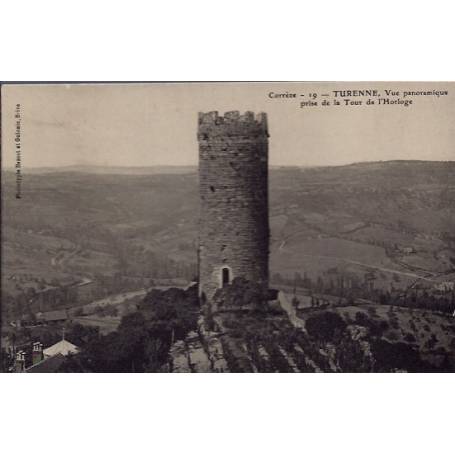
[
  {"x1": 15, "y1": 165, "x2": 198, "y2": 175},
  {"x1": 5, "y1": 159, "x2": 454, "y2": 176},
  {"x1": 2, "y1": 160, "x2": 454, "y2": 299}
]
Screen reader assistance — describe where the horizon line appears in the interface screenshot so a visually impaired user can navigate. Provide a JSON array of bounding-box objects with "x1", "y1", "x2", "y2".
[{"x1": 2, "y1": 158, "x2": 454, "y2": 171}]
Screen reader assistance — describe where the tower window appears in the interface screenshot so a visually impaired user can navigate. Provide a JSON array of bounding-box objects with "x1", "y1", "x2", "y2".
[
  {"x1": 221, "y1": 267, "x2": 230, "y2": 287},
  {"x1": 210, "y1": 185, "x2": 215, "y2": 193}
]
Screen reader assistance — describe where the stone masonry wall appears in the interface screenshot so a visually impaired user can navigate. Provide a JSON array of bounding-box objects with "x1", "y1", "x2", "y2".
[{"x1": 198, "y1": 111, "x2": 269, "y2": 304}]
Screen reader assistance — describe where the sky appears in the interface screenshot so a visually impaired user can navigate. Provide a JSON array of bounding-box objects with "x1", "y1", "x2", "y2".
[{"x1": 2, "y1": 82, "x2": 454, "y2": 168}]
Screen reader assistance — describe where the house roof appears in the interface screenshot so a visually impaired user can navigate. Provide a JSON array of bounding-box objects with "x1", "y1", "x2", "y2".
[
  {"x1": 43, "y1": 339, "x2": 79, "y2": 357},
  {"x1": 37, "y1": 309, "x2": 68, "y2": 322},
  {"x1": 26, "y1": 354, "x2": 66, "y2": 373}
]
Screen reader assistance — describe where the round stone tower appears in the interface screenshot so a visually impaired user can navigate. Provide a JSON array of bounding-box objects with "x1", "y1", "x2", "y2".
[{"x1": 198, "y1": 110, "x2": 269, "y2": 303}]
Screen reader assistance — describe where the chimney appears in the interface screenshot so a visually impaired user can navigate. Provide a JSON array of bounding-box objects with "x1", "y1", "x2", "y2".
[
  {"x1": 32, "y1": 342, "x2": 44, "y2": 365},
  {"x1": 15, "y1": 350, "x2": 26, "y2": 373}
]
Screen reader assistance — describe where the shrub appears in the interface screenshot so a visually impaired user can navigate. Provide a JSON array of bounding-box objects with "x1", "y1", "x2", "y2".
[
  {"x1": 425, "y1": 334, "x2": 438, "y2": 350},
  {"x1": 387, "y1": 331, "x2": 399, "y2": 341},
  {"x1": 213, "y1": 277, "x2": 267, "y2": 312},
  {"x1": 390, "y1": 318, "x2": 400, "y2": 330},
  {"x1": 305, "y1": 311, "x2": 347, "y2": 342},
  {"x1": 354, "y1": 311, "x2": 388, "y2": 337},
  {"x1": 370, "y1": 339, "x2": 431, "y2": 372}
]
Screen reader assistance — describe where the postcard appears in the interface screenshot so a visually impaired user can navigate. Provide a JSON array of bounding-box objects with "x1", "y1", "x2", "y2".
[{"x1": 1, "y1": 82, "x2": 454, "y2": 372}]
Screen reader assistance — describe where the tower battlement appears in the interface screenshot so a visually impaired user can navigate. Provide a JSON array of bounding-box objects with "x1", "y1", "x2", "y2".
[{"x1": 198, "y1": 111, "x2": 268, "y2": 139}]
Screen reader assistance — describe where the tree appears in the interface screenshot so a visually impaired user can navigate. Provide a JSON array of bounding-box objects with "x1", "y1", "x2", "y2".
[
  {"x1": 1, "y1": 349, "x2": 13, "y2": 373},
  {"x1": 305, "y1": 311, "x2": 347, "y2": 342},
  {"x1": 303, "y1": 272, "x2": 312, "y2": 289},
  {"x1": 67, "y1": 323, "x2": 99, "y2": 347},
  {"x1": 60, "y1": 285, "x2": 200, "y2": 372}
]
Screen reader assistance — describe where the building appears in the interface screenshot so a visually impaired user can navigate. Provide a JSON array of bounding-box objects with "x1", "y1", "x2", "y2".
[
  {"x1": 36, "y1": 309, "x2": 70, "y2": 324},
  {"x1": 197, "y1": 111, "x2": 269, "y2": 303},
  {"x1": 32, "y1": 341, "x2": 44, "y2": 365},
  {"x1": 13, "y1": 333, "x2": 80, "y2": 373},
  {"x1": 25, "y1": 337, "x2": 79, "y2": 373},
  {"x1": 43, "y1": 339, "x2": 79, "y2": 358},
  {"x1": 25, "y1": 354, "x2": 67, "y2": 373},
  {"x1": 14, "y1": 350, "x2": 26, "y2": 372}
]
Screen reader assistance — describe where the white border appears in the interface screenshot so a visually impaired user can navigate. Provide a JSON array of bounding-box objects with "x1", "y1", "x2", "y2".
[
  {"x1": 1, "y1": 1, "x2": 455, "y2": 81},
  {"x1": 1, "y1": 2, "x2": 454, "y2": 455},
  {"x1": 0, "y1": 374, "x2": 454, "y2": 455}
]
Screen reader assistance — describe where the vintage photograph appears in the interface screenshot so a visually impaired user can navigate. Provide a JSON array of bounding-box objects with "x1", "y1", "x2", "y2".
[{"x1": 1, "y1": 82, "x2": 454, "y2": 372}]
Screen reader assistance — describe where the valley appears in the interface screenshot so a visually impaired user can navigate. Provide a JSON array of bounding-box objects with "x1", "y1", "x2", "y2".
[{"x1": 2, "y1": 160, "x2": 455, "y2": 326}]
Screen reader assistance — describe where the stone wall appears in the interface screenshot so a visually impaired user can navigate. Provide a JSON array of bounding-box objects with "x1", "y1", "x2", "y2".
[{"x1": 198, "y1": 111, "x2": 269, "y2": 304}]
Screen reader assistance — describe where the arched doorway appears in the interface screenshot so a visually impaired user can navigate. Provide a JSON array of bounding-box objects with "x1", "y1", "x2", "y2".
[{"x1": 221, "y1": 267, "x2": 230, "y2": 287}]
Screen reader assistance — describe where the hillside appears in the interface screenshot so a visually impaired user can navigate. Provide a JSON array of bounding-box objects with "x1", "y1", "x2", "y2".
[
  {"x1": 171, "y1": 303, "x2": 455, "y2": 373},
  {"x1": 2, "y1": 160, "x2": 455, "y2": 317}
]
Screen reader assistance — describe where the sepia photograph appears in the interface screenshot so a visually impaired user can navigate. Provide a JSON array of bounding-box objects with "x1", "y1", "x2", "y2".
[
  {"x1": 2, "y1": 2, "x2": 455, "y2": 454},
  {"x1": 1, "y1": 82, "x2": 454, "y2": 373}
]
